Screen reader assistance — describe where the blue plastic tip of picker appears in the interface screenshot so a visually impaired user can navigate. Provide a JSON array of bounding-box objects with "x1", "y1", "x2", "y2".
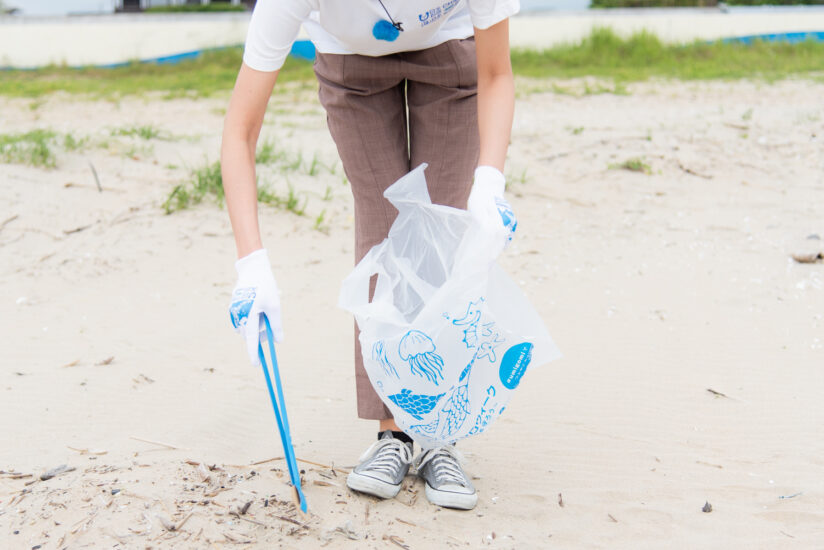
[{"x1": 257, "y1": 314, "x2": 307, "y2": 513}]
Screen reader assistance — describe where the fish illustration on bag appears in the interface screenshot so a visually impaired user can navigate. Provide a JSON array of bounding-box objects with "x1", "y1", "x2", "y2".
[
  {"x1": 388, "y1": 389, "x2": 444, "y2": 421},
  {"x1": 437, "y1": 360, "x2": 474, "y2": 438},
  {"x1": 410, "y1": 358, "x2": 476, "y2": 439}
]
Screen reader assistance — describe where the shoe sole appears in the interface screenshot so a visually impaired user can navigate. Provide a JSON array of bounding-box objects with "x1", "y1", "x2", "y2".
[
  {"x1": 424, "y1": 483, "x2": 478, "y2": 510},
  {"x1": 346, "y1": 471, "x2": 402, "y2": 499}
]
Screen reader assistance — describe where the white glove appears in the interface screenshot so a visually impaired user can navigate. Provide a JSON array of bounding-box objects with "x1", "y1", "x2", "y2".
[
  {"x1": 229, "y1": 249, "x2": 284, "y2": 366},
  {"x1": 467, "y1": 166, "x2": 518, "y2": 249}
]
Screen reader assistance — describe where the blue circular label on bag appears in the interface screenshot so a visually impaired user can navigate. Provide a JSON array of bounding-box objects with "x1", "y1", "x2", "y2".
[{"x1": 499, "y1": 343, "x2": 533, "y2": 389}]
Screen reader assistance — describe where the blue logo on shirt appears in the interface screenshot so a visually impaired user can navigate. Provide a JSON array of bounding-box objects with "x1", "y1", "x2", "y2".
[{"x1": 418, "y1": 0, "x2": 460, "y2": 27}]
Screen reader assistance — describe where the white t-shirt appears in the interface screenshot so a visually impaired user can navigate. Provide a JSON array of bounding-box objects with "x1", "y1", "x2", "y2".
[{"x1": 243, "y1": 0, "x2": 520, "y2": 72}]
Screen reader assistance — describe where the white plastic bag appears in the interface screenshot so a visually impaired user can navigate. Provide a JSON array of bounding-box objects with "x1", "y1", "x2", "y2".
[{"x1": 339, "y1": 164, "x2": 561, "y2": 448}]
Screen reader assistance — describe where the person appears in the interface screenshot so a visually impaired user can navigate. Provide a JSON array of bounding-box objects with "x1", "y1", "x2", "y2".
[{"x1": 222, "y1": 0, "x2": 519, "y2": 511}]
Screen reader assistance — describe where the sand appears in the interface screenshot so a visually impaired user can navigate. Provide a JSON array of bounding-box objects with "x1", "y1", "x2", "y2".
[{"x1": 1, "y1": 78, "x2": 823, "y2": 548}]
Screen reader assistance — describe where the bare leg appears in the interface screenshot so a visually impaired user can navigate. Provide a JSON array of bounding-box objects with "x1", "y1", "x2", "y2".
[{"x1": 379, "y1": 418, "x2": 402, "y2": 432}]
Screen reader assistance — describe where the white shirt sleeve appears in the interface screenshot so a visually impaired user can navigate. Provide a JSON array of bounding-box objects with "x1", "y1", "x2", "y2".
[
  {"x1": 243, "y1": 0, "x2": 314, "y2": 72},
  {"x1": 467, "y1": 0, "x2": 520, "y2": 30}
]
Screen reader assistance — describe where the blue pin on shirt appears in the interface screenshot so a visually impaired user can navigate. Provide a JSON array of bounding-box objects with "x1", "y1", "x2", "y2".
[{"x1": 373, "y1": 19, "x2": 401, "y2": 42}]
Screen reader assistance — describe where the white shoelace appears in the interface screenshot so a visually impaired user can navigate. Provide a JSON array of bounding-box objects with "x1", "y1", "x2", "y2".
[
  {"x1": 359, "y1": 438, "x2": 413, "y2": 476},
  {"x1": 416, "y1": 446, "x2": 468, "y2": 487}
]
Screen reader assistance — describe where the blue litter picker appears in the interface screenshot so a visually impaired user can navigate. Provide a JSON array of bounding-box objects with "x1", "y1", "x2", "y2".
[{"x1": 257, "y1": 313, "x2": 307, "y2": 513}]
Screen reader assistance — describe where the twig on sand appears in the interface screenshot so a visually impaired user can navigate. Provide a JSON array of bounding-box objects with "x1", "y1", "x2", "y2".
[
  {"x1": 233, "y1": 514, "x2": 267, "y2": 528},
  {"x1": 89, "y1": 161, "x2": 102, "y2": 193},
  {"x1": 274, "y1": 514, "x2": 309, "y2": 529},
  {"x1": 239, "y1": 501, "x2": 252, "y2": 515},
  {"x1": 395, "y1": 517, "x2": 417, "y2": 527},
  {"x1": 67, "y1": 446, "x2": 107, "y2": 456},
  {"x1": 249, "y1": 457, "x2": 281, "y2": 466},
  {"x1": 40, "y1": 464, "x2": 76, "y2": 481},
  {"x1": 223, "y1": 531, "x2": 253, "y2": 544},
  {"x1": 70, "y1": 511, "x2": 96, "y2": 535},
  {"x1": 175, "y1": 511, "x2": 195, "y2": 531},
  {"x1": 63, "y1": 224, "x2": 93, "y2": 235},
  {"x1": 678, "y1": 162, "x2": 713, "y2": 180},
  {"x1": 558, "y1": 493, "x2": 565, "y2": 507},
  {"x1": 130, "y1": 436, "x2": 183, "y2": 450},
  {"x1": 384, "y1": 535, "x2": 409, "y2": 549},
  {"x1": 608, "y1": 514, "x2": 618, "y2": 523},
  {"x1": 0, "y1": 214, "x2": 19, "y2": 233},
  {"x1": 103, "y1": 528, "x2": 129, "y2": 545},
  {"x1": 1, "y1": 471, "x2": 31, "y2": 480},
  {"x1": 706, "y1": 388, "x2": 736, "y2": 400}
]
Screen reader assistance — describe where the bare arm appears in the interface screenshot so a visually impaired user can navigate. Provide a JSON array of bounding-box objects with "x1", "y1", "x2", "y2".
[
  {"x1": 474, "y1": 19, "x2": 514, "y2": 172},
  {"x1": 221, "y1": 63, "x2": 279, "y2": 258}
]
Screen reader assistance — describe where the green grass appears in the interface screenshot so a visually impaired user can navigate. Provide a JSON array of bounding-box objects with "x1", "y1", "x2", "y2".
[
  {"x1": 0, "y1": 49, "x2": 315, "y2": 99},
  {"x1": 506, "y1": 168, "x2": 529, "y2": 186},
  {"x1": 256, "y1": 183, "x2": 307, "y2": 216},
  {"x1": 313, "y1": 209, "x2": 328, "y2": 233},
  {"x1": 255, "y1": 139, "x2": 337, "y2": 177},
  {"x1": 510, "y1": 28, "x2": 824, "y2": 82},
  {"x1": 3, "y1": 29, "x2": 824, "y2": 100},
  {"x1": 163, "y1": 161, "x2": 223, "y2": 214},
  {"x1": 165, "y1": 154, "x2": 312, "y2": 216},
  {"x1": 0, "y1": 129, "x2": 58, "y2": 168},
  {"x1": 62, "y1": 132, "x2": 88, "y2": 151},
  {"x1": 255, "y1": 140, "x2": 283, "y2": 165},
  {"x1": 111, "y1": 124, "x2": 166, "y2": 140},
  {"x1": 609, "y1": 157, "x2": 652, "y2": 174}
]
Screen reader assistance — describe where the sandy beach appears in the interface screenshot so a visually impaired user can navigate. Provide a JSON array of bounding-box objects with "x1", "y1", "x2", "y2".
[{"x1": 1, "y1": 78, "x2": 823, "y2": 548}]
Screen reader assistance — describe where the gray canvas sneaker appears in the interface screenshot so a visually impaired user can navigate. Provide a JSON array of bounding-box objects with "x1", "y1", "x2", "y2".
[
  {"x1": 347, "y1": 431, "x2": 414, "y2": 499},
  {"x1": 415, "y1": 445, "x2": 478, "y2": 510}
]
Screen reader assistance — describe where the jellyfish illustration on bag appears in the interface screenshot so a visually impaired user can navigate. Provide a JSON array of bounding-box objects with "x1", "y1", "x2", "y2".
[
  {"x1": 372, "y1": 340, "x2": 399, "y2": 378},
  {"x1": 398, "y1": 330, "x2": 444, "y2": 384}
]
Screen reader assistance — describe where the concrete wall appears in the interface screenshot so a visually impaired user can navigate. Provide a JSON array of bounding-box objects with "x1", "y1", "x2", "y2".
[
  {"x1": 0, "y1": 13, "x2": 257, "y2": 68},
  {"x1": 2, "y1": 8, "x2": 824, "y2": 69},
  {"x1": 509, "y1": 7, "x2": 824, "y2": 49}
]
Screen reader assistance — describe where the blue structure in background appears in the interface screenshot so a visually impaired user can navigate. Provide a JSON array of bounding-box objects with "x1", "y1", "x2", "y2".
[
  {"x1": 109, "y1": 31, "x2": 824, "y2": 70},
  {"x1": 80, "y1": 40, "x2": 316, "y2": 70},
  {"x1": 722, "y1": 31, "x2": 824, "y2": 44}
]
